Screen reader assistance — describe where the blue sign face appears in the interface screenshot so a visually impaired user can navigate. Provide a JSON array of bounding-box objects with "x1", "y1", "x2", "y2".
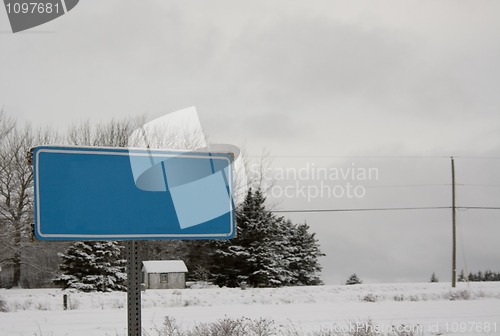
[{"x1": 33, "y1": 146, "x2": 235, "y2": 240}]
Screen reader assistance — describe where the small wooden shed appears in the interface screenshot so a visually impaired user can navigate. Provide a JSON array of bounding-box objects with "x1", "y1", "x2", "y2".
[{"x1": 142, "y1": 260, "x2": 188, "y2": 289}]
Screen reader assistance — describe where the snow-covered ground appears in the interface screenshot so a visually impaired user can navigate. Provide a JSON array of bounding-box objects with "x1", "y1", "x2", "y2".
[{"x1": 0, "y1": 282, "x2": 499, "y2": 335}]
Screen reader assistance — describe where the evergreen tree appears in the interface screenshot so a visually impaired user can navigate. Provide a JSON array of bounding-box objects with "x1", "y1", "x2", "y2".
[
  {"x1": 54, "y1": 241, "x2": 126, "y2": 292},
  {"x1": 184, "y1": 240, "x2": 213, "y2": 282},
  {"x1": 464, "y1": 270, "x2": 500, "y2": 282},
  {"x1": 288, "y1": 221, "x2": 324, "y2": 285},
  {"x1": 484, "y1": 270, "x2": 494, "y2": 281},
  {"x1": 430, "y1": 272, "x2": 438, "y2": 283},
  {"x1": 209, "y1": 188, "x2": 324, "y2": 287},
  {"x1": 458, "y1": 270, "x2": 466, "y2": 282},
  {"x1": 345, "y1": 273, "x2": 362, "y2": 285},
  {"x1": 210, "y1": 188, "x2": 277, "y2": 287}
]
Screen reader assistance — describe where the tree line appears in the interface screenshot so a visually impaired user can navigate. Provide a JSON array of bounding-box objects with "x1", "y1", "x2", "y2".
[
  {"x1": 0, "y1": 110, "x2": 324, "y2": 290},
  {"x1": 458, "y1": 270, "x2": 500, "y2": 282}
]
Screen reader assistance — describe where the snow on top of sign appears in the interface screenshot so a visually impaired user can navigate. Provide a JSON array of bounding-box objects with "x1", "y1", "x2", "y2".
[{"x1": 142, "y1": 260, "x2": 188, "y2": 273}]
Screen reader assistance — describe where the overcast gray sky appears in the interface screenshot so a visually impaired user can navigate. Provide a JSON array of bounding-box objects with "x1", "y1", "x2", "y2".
[{"x1": 1, "y1": 0, "x2": 499, "y2": 284}]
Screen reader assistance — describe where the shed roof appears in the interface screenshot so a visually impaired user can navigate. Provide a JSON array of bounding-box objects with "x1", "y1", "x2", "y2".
[{"x1": 142, "y1": 260, "x2": 188, "y2": 273}]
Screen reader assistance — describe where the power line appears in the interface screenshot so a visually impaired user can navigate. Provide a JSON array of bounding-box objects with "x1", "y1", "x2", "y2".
[
  {"x1": 245, "y1": 155, "x2": 452, "y2": 159},
  {"x1": 266, "y1": 183, "x2": 452, "y2": 190},
  {"x1": 254, "y1": 183, "x2": 500, "y2": 189},
  {"x1": 271, "y1": 206, "x2": 500, "y2": 213},
  {"x1": 458, "y1": 206, "x2": 500, "y2": 210},
  {"x1": 457, "y1": 184, "x2": 500, "y2": 188},
  {"x1": 272, "y1": 206, "x2": 451, "y2": 213},
  {"x1": 244, "y1": 155, "x2": 500, "y2": 159},
  {"x1": 453, "y1": 156, "x2": 500, "y2": 160},
  {"x1": 364, "y1": 183, "x2": 451, "y2": 188}
]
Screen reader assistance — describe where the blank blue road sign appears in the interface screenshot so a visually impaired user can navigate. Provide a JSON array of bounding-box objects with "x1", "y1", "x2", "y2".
[{"x1": 33, "y1": 146, "x2": 235, "y2": 240}]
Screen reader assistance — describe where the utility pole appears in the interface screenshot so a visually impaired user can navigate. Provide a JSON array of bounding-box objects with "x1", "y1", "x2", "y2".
[{"x1": 451, "y1": 157, "x2": 457, "y2": 288}]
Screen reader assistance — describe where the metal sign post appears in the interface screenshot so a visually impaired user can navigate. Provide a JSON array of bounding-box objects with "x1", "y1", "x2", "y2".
[{"x1": 126, "y1": 241, "x2": 141, "y2": 336}]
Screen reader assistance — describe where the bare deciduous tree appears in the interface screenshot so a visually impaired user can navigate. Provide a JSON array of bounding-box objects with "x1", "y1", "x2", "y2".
[
  {"x1": 0, "y1": 121, "x2": 58, "y2": 287},
  {"x1": 0, "y1": 110, "x2": 14, "y2": 141},
  {"x1": 67, "y1": 116, "x2": 145, "y2": 147}
]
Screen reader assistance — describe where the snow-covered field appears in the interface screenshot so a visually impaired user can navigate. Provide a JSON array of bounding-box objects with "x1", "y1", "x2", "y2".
[{"x1": 1, "y1": 282, "x2": 499, "y2": 335}]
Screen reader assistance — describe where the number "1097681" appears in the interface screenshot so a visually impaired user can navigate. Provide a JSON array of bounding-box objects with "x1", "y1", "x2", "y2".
[{"x1": 6, "y1": 2, "x2": 61, "y2": 14}]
